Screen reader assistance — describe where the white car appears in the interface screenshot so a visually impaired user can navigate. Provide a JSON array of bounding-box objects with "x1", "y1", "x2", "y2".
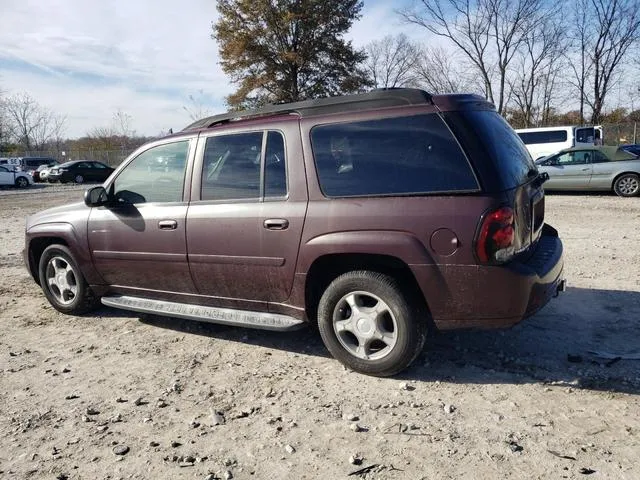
[
  {"x1": 39, "y1": 166, "x2": 52, "y2": 182},
  {"x1": 0, "y1": 165, "x2": 33, "y2": 188}
]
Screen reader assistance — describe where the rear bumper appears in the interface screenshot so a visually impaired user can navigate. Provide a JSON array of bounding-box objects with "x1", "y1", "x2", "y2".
[{"x1": 415, "y1": 223, "x2": 565, "y2": 330}]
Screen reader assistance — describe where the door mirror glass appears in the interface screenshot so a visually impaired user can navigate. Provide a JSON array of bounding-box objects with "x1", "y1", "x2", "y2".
[
  {"x1": 114, "y1": 189, "x2": 147, "y2": 205},
  {"x1": 84, "y1": 186, "x2": 109, "y2": 207}
]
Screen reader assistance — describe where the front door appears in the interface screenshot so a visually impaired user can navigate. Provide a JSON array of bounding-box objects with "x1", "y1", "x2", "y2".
[
  {"x1": 543, "y1": 150, "x2": 593, "y2": 189},
  {"x1": 186, "y1": 128, "x2": 306, "y2": 304},
  {"x1": 87, "y1": 139, "x2": 197, "y2": 293}
]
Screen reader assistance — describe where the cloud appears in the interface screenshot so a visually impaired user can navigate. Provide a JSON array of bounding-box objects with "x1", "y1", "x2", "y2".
[{"x1": 0, "y1": 0, "x2": 429, "y2": 138}]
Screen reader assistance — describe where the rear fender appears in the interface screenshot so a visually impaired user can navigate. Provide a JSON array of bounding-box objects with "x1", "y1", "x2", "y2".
[{"x1": 297, "y1": 230, "x2": 436, "y2": 273}]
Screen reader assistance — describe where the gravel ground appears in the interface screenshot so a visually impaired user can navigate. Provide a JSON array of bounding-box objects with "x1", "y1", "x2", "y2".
[{"x1": 1, "y1": 186, "x2": 639, "y2": 480}]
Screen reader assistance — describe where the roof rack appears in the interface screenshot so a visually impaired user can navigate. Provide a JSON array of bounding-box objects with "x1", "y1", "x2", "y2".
[{"x1": 183, "y1": 88, "x2": 433, "y2": 131}]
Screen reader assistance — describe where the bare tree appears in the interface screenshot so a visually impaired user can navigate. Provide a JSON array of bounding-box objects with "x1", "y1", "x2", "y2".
[
  {"x1": 0, "y1": 87, "x2": 9, "y2": 147},
  {"x1": 364, "y1": 34, "x2": 420, "y2": 88},
  {"x1": 399, "y1": 0, "x2": 548, "y2": 115},
  {"x1": 586, "y1": 0, "x2": 640, "y2": 123},
  {"x1": 183, "y1": 90, "x2": 214, "y2": 121},
  {"x1": 566, "y1": 0, "x2": 592, "y2": 124},
  {"x1": 3, "y1": 92, "x2": 66, "y2": 151},
  {"x1": 113, "y1": 109, "x2": 135, "y2": 138},
  {"x1": 509, "y1": 15, "x2": 566, "y2": 127},
  {"x1": 412, "y1": 47, "x2": 474, "y2": 93},
  {"x1": 399, "y1": 0, "x2": 494, "y2": 102}
]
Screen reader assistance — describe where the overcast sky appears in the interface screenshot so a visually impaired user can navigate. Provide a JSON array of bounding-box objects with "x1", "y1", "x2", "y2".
[{"x1": 0, "y1": 0, "x2": 427, "y2": 138}]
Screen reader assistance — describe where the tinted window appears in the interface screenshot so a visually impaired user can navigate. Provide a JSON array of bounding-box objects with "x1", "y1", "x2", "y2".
[
  {"x1": 264, "y1": 131, "x2": 287, "y2": 197},
  {"x1": 517, "y1": 130, "x2": 568, "y2": 144},
  {"x1": 310, "y1": 114, "x2": 477, "y2": 197},
  {"x1": 201, "y1": 132, "x2": 263, "y2": 201},
  {"x1": 112, "y1": 141, "x2": 189, "y2": 204},
  {"x1": 576, "y1": 128, "x2": 594, "y2": 143},
  {"x1": 460, "y1": 110, "x2": 536, "y2": 188}
]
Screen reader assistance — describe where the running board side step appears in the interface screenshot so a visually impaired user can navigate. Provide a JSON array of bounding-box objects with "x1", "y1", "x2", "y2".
[{"x1": 101, "y1": 295, "x2": 306, "y2": 332}]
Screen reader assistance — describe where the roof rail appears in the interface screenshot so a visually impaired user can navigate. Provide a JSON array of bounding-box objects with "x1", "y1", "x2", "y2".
[{"x1": 183, "y1": 88, "x2": 433, "y2": 131}]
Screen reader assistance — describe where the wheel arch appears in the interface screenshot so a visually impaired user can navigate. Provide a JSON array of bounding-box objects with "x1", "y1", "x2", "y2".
[
  {"x1": 27, "y1": 236, "x2": 70, "y2": 285},
  {"x1": 303, "y1": 253, "x2": 433, "y2": 329}
]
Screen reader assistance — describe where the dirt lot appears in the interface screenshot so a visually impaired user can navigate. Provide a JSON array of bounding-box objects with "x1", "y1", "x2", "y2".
[{"x1": 1, "y1": 185, "x2": 639, "y2": 480}]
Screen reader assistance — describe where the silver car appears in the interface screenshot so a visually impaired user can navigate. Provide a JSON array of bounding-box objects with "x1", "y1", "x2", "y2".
[{"x1": 536, "y1": 146, "x2": 640, "y2": 197}]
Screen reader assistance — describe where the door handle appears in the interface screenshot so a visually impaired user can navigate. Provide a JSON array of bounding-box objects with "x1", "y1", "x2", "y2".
[
  {"x1": 158, "y1": 220, "x2": 178, "y2": 230},
  {"x1": 581, "y1": 168, "x2": 590, "y2": 171},
  {"x1": 263, "y1": 218, "x2": 289, "y2": 230}
]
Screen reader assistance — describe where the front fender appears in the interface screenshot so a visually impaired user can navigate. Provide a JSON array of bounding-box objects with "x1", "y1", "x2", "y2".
[{"x1": 26, "y1": 222, "x2": 105, "y2": 285}]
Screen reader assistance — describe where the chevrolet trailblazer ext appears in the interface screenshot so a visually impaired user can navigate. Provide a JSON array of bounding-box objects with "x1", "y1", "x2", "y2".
[{"x1": 24, "y1": 89, "x2": 565, "y2": 376}]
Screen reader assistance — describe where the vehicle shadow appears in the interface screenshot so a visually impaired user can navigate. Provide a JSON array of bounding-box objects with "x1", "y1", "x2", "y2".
[{"x1": 130, "y1": 286, "x2": 640, "y2": 394}]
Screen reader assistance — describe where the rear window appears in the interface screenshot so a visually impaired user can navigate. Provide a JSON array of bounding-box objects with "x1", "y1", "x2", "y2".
[
  {"x1": 459, "y1": 110, "x2": 535, "y2": 189},
  {"x1": 310, "y1": 114, "x2": 478, "y2": 197},
  {"x1": 517, "y1": 130, "x2": 568, "y2": 144}
]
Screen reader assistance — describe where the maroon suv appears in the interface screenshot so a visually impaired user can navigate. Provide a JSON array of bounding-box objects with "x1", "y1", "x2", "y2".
[{"x1": 24, "y1": 89, "x2": 564, "y2": 376}]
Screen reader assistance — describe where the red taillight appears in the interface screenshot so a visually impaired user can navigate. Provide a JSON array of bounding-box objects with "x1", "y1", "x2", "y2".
[{"x1": 476, "y1": 207, "x2": 515, "y2": 263}]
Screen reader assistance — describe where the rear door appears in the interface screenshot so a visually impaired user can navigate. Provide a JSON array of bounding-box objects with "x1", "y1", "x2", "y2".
[
  {"x1": 589, "y1": 150, "x2": 615, "y2": 189},
  {"x1": 186, "y1": 122, "x2": 306, "y2": 305}
]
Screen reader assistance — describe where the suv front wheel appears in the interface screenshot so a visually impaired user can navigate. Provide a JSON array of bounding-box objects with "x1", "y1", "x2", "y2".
[
  {"x1": 38, "y1": 244, "x2": 99, "y2": 315},
  {"x1": 317, "y1": 271, "x2": 427, "y2": 376}
]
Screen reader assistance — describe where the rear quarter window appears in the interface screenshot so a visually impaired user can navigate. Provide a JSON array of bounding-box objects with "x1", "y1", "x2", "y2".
[
  {"x1": 451, "y1": 110, "x2": 536, "y2": 189},
  {"x1": 310, "y1": 114, "x2": 478, "y2": 197}
]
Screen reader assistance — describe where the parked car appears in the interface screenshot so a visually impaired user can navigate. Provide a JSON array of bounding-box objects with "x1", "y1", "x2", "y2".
[
  {"x1": 20, "y1": 156, "x2": 58, "y2": 172},
  {"x1": 30, "y1": 162, "x2": 59, "y2": 182},
  {"x1": 24, "y1": 89, "x2": 565, "y2": 376},
  {"x1": 535, "y1": 146, "x2": 640, "y2": 197},
  {"x1": 516, "y1": 125, "x2": 603, "y2": 160},
  {"x1": 0, "y1": 165, "x2": 33, "y2": 188},
  {"x1": 47, "y1": 161, "x2": 114, "y2": 184},
  {"x1": 39, "y1": 166, "x2": 52, "y2": 183}
]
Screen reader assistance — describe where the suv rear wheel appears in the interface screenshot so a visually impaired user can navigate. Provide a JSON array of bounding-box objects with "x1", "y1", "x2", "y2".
[
  {"x1": 38, "y1": 244, "x2": 99, "y2": 314},
  {"x1": 317, "y1": 271, "x2": 427, "y2": 376}
]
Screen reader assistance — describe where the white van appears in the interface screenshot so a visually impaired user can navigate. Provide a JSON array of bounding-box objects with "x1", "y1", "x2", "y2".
[{"x1": 515, "y1": 125, "x2": 603, "y2": 160}]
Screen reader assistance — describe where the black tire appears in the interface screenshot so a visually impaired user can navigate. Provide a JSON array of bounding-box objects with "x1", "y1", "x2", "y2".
[
  {"x1": 613, "y1": 173, "x2": 640, "y2": 197},
  {"x1": 74, "y1": 174, "x2": 84, "y2": 184},
  {"x1": 15, "y1": 176, "x2": 29, "y2": 188},
  {"x1": 38, "y1": 244, "x2": 99, "y2": 315},
  {"x1": 317, "y1": 271, "x2": 427, "y2": 377}
]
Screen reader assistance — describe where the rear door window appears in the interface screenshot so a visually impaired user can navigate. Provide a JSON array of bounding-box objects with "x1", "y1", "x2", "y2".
[
  {"x1": 310, "y1": 114, "x2": 478, "y2": 197},
  {"x1": 200, "y1": 131, "x2": 288, "y2": 201}
]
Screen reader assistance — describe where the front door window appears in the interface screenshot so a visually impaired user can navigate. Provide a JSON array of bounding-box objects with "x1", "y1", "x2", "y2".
[{"x1": 112, "y1": 141, "x2": 189, "y2": 203}]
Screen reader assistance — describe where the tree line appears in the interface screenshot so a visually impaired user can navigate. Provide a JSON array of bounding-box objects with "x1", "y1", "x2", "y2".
[
  {"x1": 214, "y1": 0, "x2": 640, "y2": 127},
  {"x1": 2, "y1": 0, "x2": 639, "y2": 155}
]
